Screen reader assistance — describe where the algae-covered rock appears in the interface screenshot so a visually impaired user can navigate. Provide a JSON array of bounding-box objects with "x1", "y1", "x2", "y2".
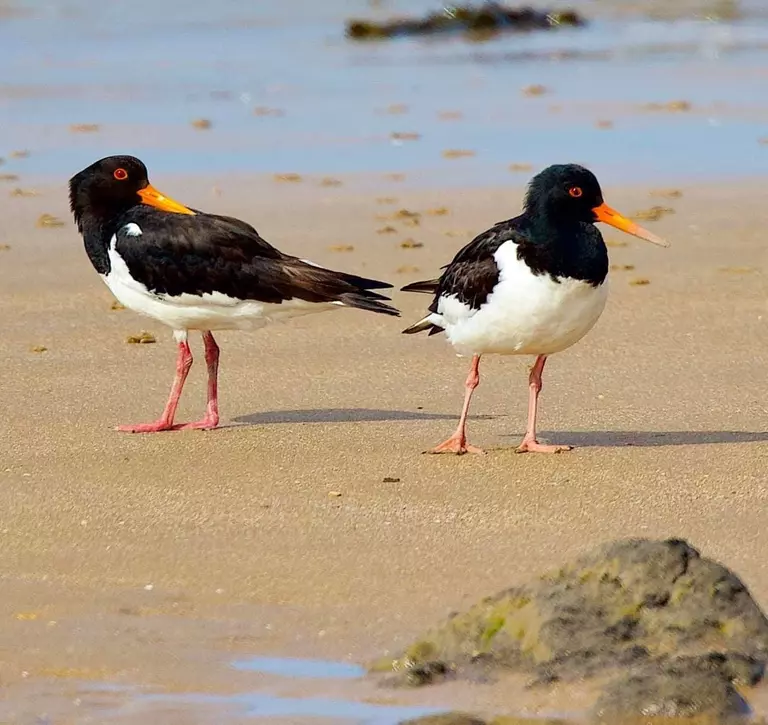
[
  {"x1": 346, "y1": 3, "x2": 583, "y2": 41},
  {"x1": 592, "y1": 654, "x2": 754, "y2": 722},
  {"x1": 378, "y1": 539, "x2": 768, "y2": 689}
]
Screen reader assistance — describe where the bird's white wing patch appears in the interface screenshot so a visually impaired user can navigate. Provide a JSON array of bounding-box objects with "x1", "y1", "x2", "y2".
[
  {"x1": 121, "y1": 223, "x2": 143, "y2": 237},
  {"x1": 300, "y1": 259, "x2": 325, "y2": 269}
]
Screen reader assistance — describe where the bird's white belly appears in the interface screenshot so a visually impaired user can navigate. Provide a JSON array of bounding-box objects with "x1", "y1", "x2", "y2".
[
  {"x1": 441, "y1": 241, "x2": 608, "y2": 356},
  {"x1": 104, "y1": 246, "x2": 337, "y2": 332}
]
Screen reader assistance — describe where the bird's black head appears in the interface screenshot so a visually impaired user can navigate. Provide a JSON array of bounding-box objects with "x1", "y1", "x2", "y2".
[
  {"x1": 69, "y1": 155, "x2": 194, "y2": 232},
  {"x1": 524, "y1": 164, "x2": 604, "y2": 223},
  {"x1": 523, "y1": 163, "x2": 668, "y2": 247}
]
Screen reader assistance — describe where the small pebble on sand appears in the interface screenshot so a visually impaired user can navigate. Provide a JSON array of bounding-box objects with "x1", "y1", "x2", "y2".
[
  {"x1": 377, "y1": 226, "x2": 397, "y2": 234},
  {"x1": 385, "y1": 104, "x2": 408, "y2": 114},
  {"x1": 610, "y1": 264, "x2": 635, "y2": 272},
  {"x1": 328, "y1": 491, "x2": 342, "y2": 498},
  {"x1": 328, "y1": 244, "x2": 355, "y2": 252},
  {"x1": 426, "y1": 207, "x2": 449, "y2": 216},
  {"x1": 191, "y1": 118, "x2": 212, "y2": 129},
  {"x1": 110, "y1": 301, "x2": 126, "y2": 311},
  {"x1": 11, "y1": 188, "x2": 38, "y2": 197},
  {"x1": 629, "y1": 278, "x2": 651, "y2": 286},
  {"x1": 30, "y1": 346, "x2": 47, "y2": 354},
  {"x1": 396, "y1": 265, "x2": 420, "y2": 274},
  {"x1": 320, "y1": 177, "x2": 342, "y2": 187},
  {"x1": 390, "y1": 131, "x2": 421, "y2": 141},
  {"x1": 400, "y1": 239, "x2": 423, "y2": 249}
]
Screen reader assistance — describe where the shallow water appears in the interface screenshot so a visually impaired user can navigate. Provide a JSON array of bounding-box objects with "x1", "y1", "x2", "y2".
[{"x1": 2, "y1": 0, "x2": 768, "y2": 183}]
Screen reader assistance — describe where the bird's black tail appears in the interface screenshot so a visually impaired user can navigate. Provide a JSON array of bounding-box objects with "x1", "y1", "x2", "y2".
[
  {"x1": 401, "y1": 278, "x2": 440, "y2": 294},
  {"x1": 336, "y1": 271, "x2": 399, "y2": 316},
  {"x1": 340, "y1": 290, "x2": 400, "y2": 317}
]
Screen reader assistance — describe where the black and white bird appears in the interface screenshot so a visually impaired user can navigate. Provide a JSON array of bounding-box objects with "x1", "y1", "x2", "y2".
[
  {"x1": 69, "y1": 155, "x2": 399, "y2": 433},
  {"x1": 401, "y1": 164, "x2": 668, "y2": 455}
]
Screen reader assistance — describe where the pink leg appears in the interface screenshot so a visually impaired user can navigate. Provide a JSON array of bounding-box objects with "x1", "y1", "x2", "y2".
[
  {"x1": 428, "y1": 355, "x2": 486, "y2": 455},
  {"x1": 516, "y1": 355, "x2": 572, "y2": 454},
  {"x1": 175, "y1": 331, "x2": 221, "y2": 431},
  {"x1": 118, "y1": 341, "x2": 193, "y2": 433}
]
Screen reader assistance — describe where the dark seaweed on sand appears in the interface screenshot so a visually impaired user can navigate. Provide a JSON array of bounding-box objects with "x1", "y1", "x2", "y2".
[{"x1": 346, "y1": 3, "x2": 584, "y2": 41}]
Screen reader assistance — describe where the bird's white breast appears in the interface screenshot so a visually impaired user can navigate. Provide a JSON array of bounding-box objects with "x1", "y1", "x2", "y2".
[
  {"x1": 439, "y1": 240, "x2": 608, "y2": 356},
  {"x1": 102, "y1": 229, "x2": 338, "y2": 332}
]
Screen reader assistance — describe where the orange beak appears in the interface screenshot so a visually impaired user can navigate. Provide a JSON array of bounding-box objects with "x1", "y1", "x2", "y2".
[
  {"x1": 593, "y1": 202, "x2": 669, "y2": 247},
  {"x1": 137, "y1": 184, "x2": 195, "y2": 215}
]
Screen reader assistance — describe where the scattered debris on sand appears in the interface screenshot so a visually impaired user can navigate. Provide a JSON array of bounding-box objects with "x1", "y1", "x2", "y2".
[
  {"x1": 69, "y1": 124, "x2": 100, "y2": 133},
  {"x1": 126, "y1": 332, "x2": 157, "y2": 344},
  {"x1": 632, "y1": 206, "x2": 675, "y2": 222},
  {"x1": 273, "y1": 173, "x2": 303, "y2": 183},
  {"x1": 36, "y1": 213, "x2": 65, "y2": 228},
  {"x1": 442, "y1": 149, "x2": 475, "y2": 159},
  {"x1": 650, "y1": 188, "x2": 683, "y2": 199}
]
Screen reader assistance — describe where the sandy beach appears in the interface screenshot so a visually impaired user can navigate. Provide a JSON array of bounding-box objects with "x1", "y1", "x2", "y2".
[{"x1": 1, "y1": 172, "x2": 768, "y2": 720}]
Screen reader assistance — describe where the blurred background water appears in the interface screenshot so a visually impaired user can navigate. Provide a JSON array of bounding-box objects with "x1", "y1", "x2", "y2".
[{"x1": 1, "y1": 0, "x2": 767, "y2": 183}]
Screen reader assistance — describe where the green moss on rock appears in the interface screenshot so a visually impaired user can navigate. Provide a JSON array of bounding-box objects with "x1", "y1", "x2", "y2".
[{"x1": 375, "y1": 539, "x2": 768, "y2": 694}]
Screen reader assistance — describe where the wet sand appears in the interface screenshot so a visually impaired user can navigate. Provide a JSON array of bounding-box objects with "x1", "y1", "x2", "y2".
[{"x1": 1, "y1": 173, "x2": 768, "y2": 720}]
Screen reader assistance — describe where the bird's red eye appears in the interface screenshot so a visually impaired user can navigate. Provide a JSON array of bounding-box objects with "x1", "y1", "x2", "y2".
[
  {"x1": 569, "y1": 186, "x2": 583, "y2": 198},
  {"x1": 114, "y1": 168, "x2": 128, "y2": 181}
]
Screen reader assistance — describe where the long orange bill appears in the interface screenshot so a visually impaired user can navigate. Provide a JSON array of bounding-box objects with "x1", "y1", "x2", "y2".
[
  {"x1": 138, "y1": 184, "x2": 196, "y2": 215},
  {"x1": 593, "y1": 202, "x2": 669, "y2": 247}
]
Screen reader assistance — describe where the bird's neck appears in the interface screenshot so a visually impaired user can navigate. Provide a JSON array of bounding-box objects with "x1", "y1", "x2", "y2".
[
  {"x1": 76, "y1": 206, "x2": 121, "y2": 276},
  {"x1": 526, "y1": 208, "x2": 584, "y2": 245}
]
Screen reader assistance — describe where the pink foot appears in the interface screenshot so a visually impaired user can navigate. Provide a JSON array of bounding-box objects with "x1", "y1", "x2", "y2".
[
  {"x1": 117, "y1": 420, "x2": 177, "y2": 434},
  {"x1": 174, "y1": 417, "x2": 219, "y2": 431},
  {"x1": 515, "y1": 438, "x2": 573, "y2": 454},
  {"x1": 427, "y1": 436, "x2": 486, "y2": 455}
]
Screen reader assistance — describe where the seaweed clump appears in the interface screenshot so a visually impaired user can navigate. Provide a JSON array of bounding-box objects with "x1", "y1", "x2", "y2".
[{"x1": 346, "y1": 3, "x2": 583, "y2": 41}]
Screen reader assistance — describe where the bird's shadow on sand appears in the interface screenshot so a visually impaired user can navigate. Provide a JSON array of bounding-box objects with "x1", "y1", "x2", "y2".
[
  {"x1": 505, "y1": 430, "x2": 768, "y2": 448},
  {"x1": 232, "y1": 408, "x2": 494, "y2": 426}
]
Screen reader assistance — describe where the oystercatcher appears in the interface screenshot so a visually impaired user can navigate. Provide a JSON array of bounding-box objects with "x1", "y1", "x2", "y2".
[
  {"x1": 69, "y1": 155, "x2": 399, "y2": 433},
  {"x1": 401, "y1": 164, "x2": 668, "y2": 454}
]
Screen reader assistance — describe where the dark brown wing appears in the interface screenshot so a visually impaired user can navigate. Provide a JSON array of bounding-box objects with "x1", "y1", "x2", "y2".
[{"x1": 113, "y1": 208, "x2": 398, "y2": 316}]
